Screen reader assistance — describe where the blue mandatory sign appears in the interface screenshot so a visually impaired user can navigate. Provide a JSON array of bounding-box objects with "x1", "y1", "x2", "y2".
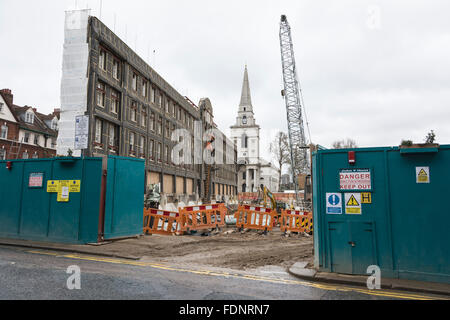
[
  {"x1": 326, "y1": 193, "x2": 342, "y2": 214},
  {"x1": 328, "y1": 194, "x2": 340, "y2": 206}
]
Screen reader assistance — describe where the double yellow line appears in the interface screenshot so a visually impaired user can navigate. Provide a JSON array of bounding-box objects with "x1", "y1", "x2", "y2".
[{"x1": 27, "y1": 249, "x2": 447, "y2": 300}]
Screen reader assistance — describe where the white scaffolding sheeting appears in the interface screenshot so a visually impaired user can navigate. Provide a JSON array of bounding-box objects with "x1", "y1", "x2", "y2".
[{"x1": 56, "y1": 9, "x2": 90, "y2": 157}]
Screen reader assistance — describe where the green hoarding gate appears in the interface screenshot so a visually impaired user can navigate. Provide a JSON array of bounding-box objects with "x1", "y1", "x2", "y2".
[
  {"x1": 312, "y1": 144, "x2": 450, "y2": 284},
  {"x1": 0, "y1": 156, "x2": 145, "y2": 244}
]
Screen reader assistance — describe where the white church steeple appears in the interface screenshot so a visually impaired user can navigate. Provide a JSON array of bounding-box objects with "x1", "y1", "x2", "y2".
[{"x1": 235, "y1": 66, "x2": 257, "y2": 127}]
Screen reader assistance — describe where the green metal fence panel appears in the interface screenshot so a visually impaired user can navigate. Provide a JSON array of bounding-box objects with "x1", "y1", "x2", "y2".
[
  {"x1": 0, "y1": 156, "x2": 145, "y2": 244},
  {"x1": 0, "y1": 158, "x2": 102, "y2": 243},
  {"x1": 313, "y1": 145, "x2": 450, "y2": 284},
  {"x1": 103, "y1": 156, "x2": 145, "y2": 240}
]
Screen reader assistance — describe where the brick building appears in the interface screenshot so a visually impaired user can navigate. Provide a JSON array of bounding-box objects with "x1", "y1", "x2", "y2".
[
  {"x1": 57, "y1": 10, "x2": 237, "y2": 202},
  {"x1": 0, "y1": 89, "x2": 59, "y2": 160}
]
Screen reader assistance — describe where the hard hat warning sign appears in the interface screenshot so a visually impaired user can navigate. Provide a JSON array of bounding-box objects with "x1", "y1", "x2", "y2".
[{"x1": 340, "y1": 169, "x2": 371, "y2": 191}]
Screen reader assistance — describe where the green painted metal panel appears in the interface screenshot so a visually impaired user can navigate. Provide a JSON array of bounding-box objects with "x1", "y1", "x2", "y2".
[
  {"x1": 0, "y1": 156, "x2": 144, "y2": 244},
  {"x1": 313, "y1": 145, "x2": 450, "y2": 284},
  {"x1": 103, "y1": 156, "x2": 145, "y2": 240},
  {"x1": 0, "y1": 161, "x2": 24, "y2": 236}
]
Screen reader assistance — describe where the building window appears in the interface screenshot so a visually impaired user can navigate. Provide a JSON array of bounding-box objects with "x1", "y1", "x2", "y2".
[
  {"x1": 32, "y1": 152, "x2": 38, "y2": 159},
  {"x1": 24, "y1": 132, "x2": 30, "y2": 143},
  {"x1": 164, "y1": 145, "x2": 169, "y2": 163},
  {"x1": 157, "y1": 143, "x2": 162, "y2": 162},
  {"x1": 112, "y1": 59, "x2": 120, "y2": 80},
  {"x1": 97, "y1": 82, "x2": 106, "y2": 107},
  {"x1": 132, "y1": 73, "x2": 138, "y2": 91},
  {"x1": 165, "y1": 122, "x2": 170, "y2": 138},
  {"x1": 34, "y1": 134, "x2": 39, "y2": 145},
  {"x1": 22, "y1": 151, "x2": 29, "y2": 159},
  {"x1": 158, "y1": 92, "x2": 162, "y2": 107},
  {"x1": 150, "y1": 112, "x2": 155, "y2": 131},
  {"x1": 150, "y1": 86, "x2": 155, "y2": 103},
  {"x1": 142, "y1": 80, "x2": 148, "y2": 98},
  {"x1": 99, "y1": 49, "x2": 106, "y2": 71},
  {"x1": 242, "y1": 134, "x2": 248, "y2": 148},
  {"x1": 157, "y1": 116, "x2": 162, "y2": 135},
  {"x1": 1, "y1": 124, "x2": 7, "y2": 139},
  {"x1": 129, "y1": 132, "x2": 135, "y2": 154},
  {"x1": 25, "y1": 111, "x2": 34, "y2": 124},
  {"x1": 165, "y1": 99, "x2": 169, "y2": 113},
  {"x1": 130, "y1": 101, "x2": 137, "y2": 122},
  {"x1": 149, "y1": 140, "x2": 154, "y2": 159},
  {"x1": 0, "y1": 149, "x2": 5, "y2": 160},
  {"x1": 141, "y1": 107, "x2": 147, "y2": 128},
  {"x1": 95, "y1": 118, "x2": 103, "y2": 144},
  {"x1": 111, "y1": 90, "x2": 120, "y2": 114},
  {"x1": 139, "y1": 136, "x2": 145, "y2": 157},
  {"x1": 0, "y1": 103, "x2": 3, "y2": 112},
  {"x1": 109, "y1": 124, "x2": 116, "y2": 148}
]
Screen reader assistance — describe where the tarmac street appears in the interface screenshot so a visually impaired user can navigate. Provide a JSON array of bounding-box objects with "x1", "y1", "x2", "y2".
[{"x1": 0, "y1": 245, "x2": 446, "y2": 300}]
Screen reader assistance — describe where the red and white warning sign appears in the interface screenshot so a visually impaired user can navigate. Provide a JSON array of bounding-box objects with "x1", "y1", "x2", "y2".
[{"x1": 340, "y1": 169, "x2": 371, "y2": 190}]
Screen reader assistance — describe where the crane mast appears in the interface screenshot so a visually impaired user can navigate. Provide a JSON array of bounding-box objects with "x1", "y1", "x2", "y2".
[{"x1": 279, "y1": 15, "x2": 310, "y2": 204}]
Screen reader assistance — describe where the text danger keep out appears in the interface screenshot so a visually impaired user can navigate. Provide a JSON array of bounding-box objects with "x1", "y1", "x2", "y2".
[{"x1": 340, "y1": 173, "x2": 371, "y2": 190}]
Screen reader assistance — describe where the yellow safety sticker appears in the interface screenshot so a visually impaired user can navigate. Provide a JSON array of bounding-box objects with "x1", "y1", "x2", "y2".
[
  {"x1": 69, "y1": 180, "x2": 81, "y2": 193},
  {"x1": 47, "y1": 180, "x2": 60, "y2": 193},
  {"x1": 361, "y1": 192, "x2": 372, "y2": 204}
]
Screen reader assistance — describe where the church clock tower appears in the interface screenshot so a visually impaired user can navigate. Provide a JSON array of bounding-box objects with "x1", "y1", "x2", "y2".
[{"x1": 230, "y1": 66, "x2": 261, "y2": 192}]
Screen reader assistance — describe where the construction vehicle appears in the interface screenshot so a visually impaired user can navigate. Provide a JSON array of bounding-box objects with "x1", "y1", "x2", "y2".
[
  {"x1": 144, "y1": 183, "x2": 161, "y2": 209},
  {"x1": 279, "y1": 14, "x2": 312, "y2": 208}
]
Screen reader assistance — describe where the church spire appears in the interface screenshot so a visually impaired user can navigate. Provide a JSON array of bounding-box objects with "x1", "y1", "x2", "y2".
[{"x1": 239, "y1": 65, "x2": 252, "y2": 108}]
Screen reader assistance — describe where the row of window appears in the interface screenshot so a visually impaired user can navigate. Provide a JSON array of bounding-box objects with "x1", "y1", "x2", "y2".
[
  {"x1": 0, "y1": 149, "x2": 39, "y2": 160},
  {"x1": 96, "y1": 81, "x2": 194, "y2": 139},
  {"x1": 98, "y1": 47, "x2": 196, "y2": 128}
]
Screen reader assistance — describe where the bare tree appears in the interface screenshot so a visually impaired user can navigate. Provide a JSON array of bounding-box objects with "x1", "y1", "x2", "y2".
[
  {"x1": 269, "y1": 131, "x2": 290, "y2": 191},
  {"x1": 332, "y1": 138, "x2": 358, "y2": 149}
]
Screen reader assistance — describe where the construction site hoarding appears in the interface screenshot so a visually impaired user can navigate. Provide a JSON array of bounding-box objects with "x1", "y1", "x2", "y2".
[
  {"x1": 0, "y1": 156, "x2": 144, "y2": 244},
  {"x1": 312, "y1": 144, "x2": 450, "y2": 284}
]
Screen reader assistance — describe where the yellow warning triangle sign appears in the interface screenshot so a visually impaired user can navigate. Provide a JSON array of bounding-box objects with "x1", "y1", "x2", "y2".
[
  {"x1": 347, "y1": 195, "x2": 359, "y2": 206},
  {"x1": 418, "y1": 169, "x2": 427, "y2": 177}
]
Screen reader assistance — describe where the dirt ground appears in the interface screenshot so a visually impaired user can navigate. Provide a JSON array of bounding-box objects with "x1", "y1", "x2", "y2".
[{"x1": 95, "y1": 228, "x2": 314, "y2": 271}]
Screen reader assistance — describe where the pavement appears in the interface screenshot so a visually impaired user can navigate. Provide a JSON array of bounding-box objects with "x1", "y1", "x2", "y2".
[
  {"x1": 288, "y1": 261, "x2": 450, "y2": 297},
  {"x1": 0, "y1": 237, "x2": 142, "y2": 260}
]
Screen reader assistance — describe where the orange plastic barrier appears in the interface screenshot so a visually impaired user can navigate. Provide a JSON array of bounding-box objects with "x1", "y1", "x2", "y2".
[
  {"x1": 280, "y1": 209, "x2": 313, "y2": 234},
  {"x1": 178, "y1": 203, "x2": 226, "y2": 233},
  {"x1": 143, "y1": 208, "x2": 181, "y2": 236},
  {"x1": 234, "y1": 205, "x2": 276, "y2": 232}
]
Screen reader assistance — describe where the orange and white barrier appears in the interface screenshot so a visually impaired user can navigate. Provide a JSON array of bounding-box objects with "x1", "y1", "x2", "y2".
[
  {"x1": 280, "y1": 209, "x2": 313, "y2": 234},
  {"x1": 234, "y1": 205, "x2": 276, "y2": 232},
  {"x1": 178, "y1": 203, "x2": 226, "y2": 233},
  {"x1": 143, "y1": 208, "x2": 181, "y2": 236}
]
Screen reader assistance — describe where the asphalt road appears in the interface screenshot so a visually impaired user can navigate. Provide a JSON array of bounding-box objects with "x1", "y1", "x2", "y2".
[{"x1": 0, "y1": 245, "x2": 444, "y2": 300}]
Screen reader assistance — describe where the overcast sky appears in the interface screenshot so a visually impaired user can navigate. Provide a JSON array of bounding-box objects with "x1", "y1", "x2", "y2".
[{"x1": 1, "y1": 0, "x2": 449, "y2": 163}]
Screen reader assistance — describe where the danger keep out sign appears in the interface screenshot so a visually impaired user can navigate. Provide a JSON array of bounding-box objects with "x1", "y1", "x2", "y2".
[{"x1": 340, "y1": 168, "x2": 371, "y2": 191}]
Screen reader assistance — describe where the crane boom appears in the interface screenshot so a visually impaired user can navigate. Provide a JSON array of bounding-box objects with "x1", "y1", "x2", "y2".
[{"x1": 279, "y1": 15, "x2": 310, "y2": 203}]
